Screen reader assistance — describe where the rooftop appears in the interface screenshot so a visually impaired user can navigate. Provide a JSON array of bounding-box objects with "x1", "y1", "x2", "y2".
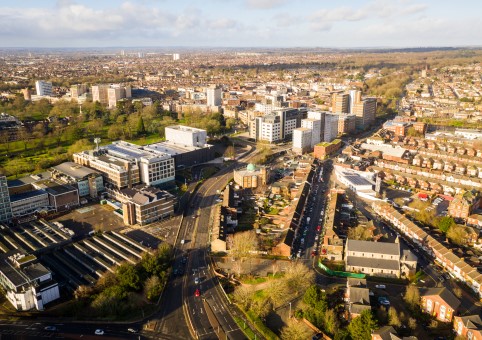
[
  {"x1": 10, "y1": 189, "x2": 47, "y2": 202},
  {"x1": 346, "y1": 239, "x2": 401, "y2": 256},
  {"x1": 52, "y1": 162, "x2": 100, "y2": 180}
]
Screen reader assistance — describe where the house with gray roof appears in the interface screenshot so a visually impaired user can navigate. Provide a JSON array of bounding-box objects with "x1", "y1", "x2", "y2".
[{"x1": 345, "y1": 239, "x2": 417, "y2": 278}]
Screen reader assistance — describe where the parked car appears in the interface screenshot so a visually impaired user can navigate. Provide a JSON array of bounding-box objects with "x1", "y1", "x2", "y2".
[
  {"x1": 194, "y1": 289, "x2": 201, "y2": 297},
  {"x1": 194, "y1": 277, "x2": 200, "y2": 284},
  {"x1": 375, "y1": 284, "x2": 386, "y2": 289},
  {"x1": 127, "y1": 328, "x2": 138, "y2": 333},
  {"x1": 378, "y1": 296, "x2": 390, "y2": 306},
  {"x1": 95, "y1": 329, "x2": 105, "y2": 335}
]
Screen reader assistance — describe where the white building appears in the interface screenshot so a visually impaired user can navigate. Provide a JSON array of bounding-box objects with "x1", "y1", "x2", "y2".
[
  {"x1": 9, "y1": 190, "x2": 49, "y2": 217},
  {"x1": 0, "y1": 254, "x2": 60, "y2": 311},
  {"x1": 301, "y1": 118, "x2": 322, "y2": 148},
  {"x1": 292, "y1": 128, "x2": 312, "y2": 154},
  {"x1": 35, "y1": 80, "x2": 53, "y2": 97},
  {"x1": 254, "y1": 102, "x2": 281, "y2": 115},
  {"x1": 252, "y1": 115, "x2": 281, "y2": 143},
  {"x1": 206, "y1": 85, "x2": 222, "y2": 106},
  {"x1": 324, "y1": 113, "x2": 340, "y2": 142},
  {"x1": 165, "y1": 125, "x2": 207, "y2": 147},
  {"x1": 454, "y1": 129, "x2": 482, "y2": 140},
  {"x1": 107, "y1": 85, "x2": 132, "y2": 109},
  {"x1": 173, "y1": 53, "x2": 180, "y2": 60}
]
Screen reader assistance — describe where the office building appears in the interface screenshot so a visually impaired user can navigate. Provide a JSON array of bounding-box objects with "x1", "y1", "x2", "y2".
[
  {"x1": 32, "y1": 180, "x2": 79, "y2": 212},
  {"x1": 9, "y1": 190, "x2": 49, "y2": 217},
  {"x1": 0, "y1": 176, "x2": 12, "y2": 223},
  {"x1": 106, "y1": 185, "x2": 175, "y2": 226},
  {"x1": 165, "y1": 125, "x2": 207, "y2": 148},
  {"x1": 51, "y1": 162, "x2": 104, "y2": 198},
  {"x1": 206, "y1": 85, "x2": 222, "y2": 106},
  {"x1": 292, "y1": 128, "x2": 312, "y2": 155},
  {"x1": 0, "y1": 254, "x2": 59, "y2": 311},
  {"x1": 35, "y1": 80, "x2": 53, "y2": 97}
]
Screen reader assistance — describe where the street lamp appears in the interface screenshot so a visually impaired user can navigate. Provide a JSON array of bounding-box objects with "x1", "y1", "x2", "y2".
[{"x1": 288, "y1": 301, "x2": 292, "y2": 319}]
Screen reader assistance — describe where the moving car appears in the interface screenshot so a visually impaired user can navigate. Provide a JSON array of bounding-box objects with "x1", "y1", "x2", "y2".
[
  {"x1": 44, "y1": 326, "x2": 57, "y2": 331},
  {"x1": 194, "y1": 289, "x2": 201, "y2": 297},
  {"x1": 95, "y1": 329, "x2": 105, "y2": 335},
  {"x1": 375, "y1": 284, "x2": 386, "y2": 289},
  {"x1": 128, "y1": 328, "x2": 138, "y2": 333},
  {"x1": 378, "y1": 296, "x2": 390, "y2": 306},
  {"x1": 194, "y1": 277, "x2": 200, "y2": 284}
]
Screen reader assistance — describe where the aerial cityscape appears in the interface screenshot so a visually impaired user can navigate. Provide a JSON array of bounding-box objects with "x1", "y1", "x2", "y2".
[{"x1": 1, "y1": 1, "x2": 482, "y2": 340}]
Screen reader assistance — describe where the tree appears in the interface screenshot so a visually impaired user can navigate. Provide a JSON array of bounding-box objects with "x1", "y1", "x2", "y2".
[
  {"x1": 17, "y1": 128, "x2": 30, "y2": 151},
  {"x1": 225, "y1": 118, "x2": 237, "y2": 130},
  {"x1": 324, "y1": 308, "x2": 340, "y2": 335},
  {"x1": 144, "y1": 275, "x2": 162, "y2": 301},
  {"x1": 68, "y1": 138, "x2": 94, "y2": 155},
  {"x1": 137, "y1": 116, "x2": 146, "y2": 135},
  {"x1": 347, "y1": 225, "x2": 373, "y2": 241},
  {"x1": 116, "y1": 263, "x2": 141, "y2": 291},
  {"x1": 108, "y1": 125, "x2": 124, "y2": 140},
  {"x1": 232, "y1": 285, "x2": 253, "y2": 311},
  {"x1": 348, "y1": 310, "x2": 378, "y2": 340},
  {"x1": 224, "y1": 145, "x2": 236, "y2": 160},
  {"x1": 388, "y1": 307, "x2": 401, "y2": 327},
  {"x1": 408, "y1": 317, "x2": 417, "y2": 330},
  {"x1": 438, "y1": 216, "x2": 455, "y2": 233},
  {"x1": 231, "y1": 230, "x2": 258, "y2": 260},
  {"x1": 285, "y1": 262, "x2": 315, "y2": 296},
  {"x1": 280, "y1": 319, "x2": 312, "y2": 340},
  {"x1": 266, "y1": 279, "x2": 287, "y2": 308},
  {"x1": 404, "y1": 285, "x2": 420, "y2": 311},
  {"x1": 447, "y1": 225, "x2": 468, "y2": 246}
]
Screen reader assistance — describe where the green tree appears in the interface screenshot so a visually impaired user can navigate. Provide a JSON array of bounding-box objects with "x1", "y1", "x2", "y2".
[
  {"x1": 324, "y1": 308, "x2": 340, "y2": 335},
  {"x1": 116, "y1": 263, "x2": 141, "y2": 291},
  {"x1": 437, "y1": 216, "x2": 455, "y2": 233},
  {"x1": 348, "y1": 310, "x2": 378, "y2": 340},
  {"x1": 137, "y1": 116, "x2": 146, "y2": 135},
  {"x1": 68, "y1": 138, "x2": 94, "y2": 155}
]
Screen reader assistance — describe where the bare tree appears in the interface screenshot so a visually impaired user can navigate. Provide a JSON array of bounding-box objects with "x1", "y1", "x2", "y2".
[
  {"x1": 231, "y1": 230, "x2": 258, "y2": 261},
  {"x1": 266, "y1": 279, "x2": 287, "y2": 308},
  {"x1": 280, "y1": 319, "x2": 312, "y2": 340},
  {"x1": 232, "y1": 286, "x2": 254, "y2": 311},
  {"x1": 404, "y1": 285, "x2": 420, "y2": 310},
  {"x1": 388, "y1": 307, "x2": 401, "y2": 327},
  {"x1": 284, "y1": 262, "x2": 315, "y2": 296}
]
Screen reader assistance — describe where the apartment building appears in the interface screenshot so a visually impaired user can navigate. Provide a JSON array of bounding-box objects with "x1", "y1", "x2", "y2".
[
  {"x1": 332, "y1": 92, "x2": 349, "y2": 113},
  {"x1": 449, "y1": 190, "x2": 481, "y2": 220},
  {"x1": 324, "y1": 113, "x2": 340, "y2": 142},
  {"x1": 314, "y1": 139, "x2": 342, "y2": 159},
  {"x1": 250, "y1": 108, "x2": 306, "y2": 142},
  {"x1": 307, "y1": 110, "x2": 326, "y2": 142},
  {"x1": 91, "y1": 84, "x2": 109, "y2": 106},
  {"x1": 0, "y1": 254, "x2": 59, "y2": 311},
  {"x1": 301, "y1": 118, "x2": 322, "y2": 147},
  {"x1": 353, "y1": 97, "x2": 377, "y2": 131},
  {"x1": 206, "y1": 85, "x2": 222, "y2": 106},
  {"x1": 107, "y1": 85, "x2": 132, "y2": 108},
  {"x1": 35, "y1": 80, "x2": 53, "y2": 97},
  {"x1": 70, "y1": 84, "x2": 87, "y2": 99},
  {"x1": 337, "y1": 114, "x2": 356, "y2": 134},
  {"x1": 292, "y1": 128, "x2": 312, "y2": 155}
]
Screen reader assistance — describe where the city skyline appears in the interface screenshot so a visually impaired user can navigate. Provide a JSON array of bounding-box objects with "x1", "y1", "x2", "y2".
[{"x1": 0, "y1": 0, "x2": 480, "y2": 48}]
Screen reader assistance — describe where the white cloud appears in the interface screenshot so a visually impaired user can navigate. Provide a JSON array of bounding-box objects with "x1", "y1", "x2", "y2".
[{"x1": 245, "y1": 0, "x2": 287, "y2": 10}]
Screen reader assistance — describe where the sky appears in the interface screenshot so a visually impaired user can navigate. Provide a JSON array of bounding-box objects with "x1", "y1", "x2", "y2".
[{"x1": 0, "y1": 0, "x2": 480, "y2": 48}]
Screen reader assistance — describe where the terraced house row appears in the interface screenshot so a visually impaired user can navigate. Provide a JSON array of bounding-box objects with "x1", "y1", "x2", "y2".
[{"x1": 372, "y1": 202, "x2": 482, "y2": 297}]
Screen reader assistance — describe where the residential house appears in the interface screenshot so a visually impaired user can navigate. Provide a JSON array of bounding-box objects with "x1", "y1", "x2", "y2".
[
  {"x1": 454, "y1": 314, "x2": 482, "y2": 340},
  {"x1": 420, "y1": 287, "x2": 460, "y2": 322}
]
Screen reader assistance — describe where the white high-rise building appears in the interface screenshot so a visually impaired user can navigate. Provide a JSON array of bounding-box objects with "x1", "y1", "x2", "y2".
[
  {"x1": 324, "y1": 113, "x2": 340, "y2": 142},
  {"x1": 307, "y1": 110, "x2": 326, "y2": 143},
  {"x1": 301, "y1": 118, "x2": 322, "y2": 148},
  {"x1": 35, "y1": 80, "x2": 53, "y2": 97},
  {"x1": 173, "y1": 53, "x2": 180, "y2": 60},
  {"x1": 107, "y1": 85, "x2": 132, "y2": 109},
  {"x1": 206, "y1": 85, "x2": 222, "y2": 106},
  {"x1": 292, "y1": 128, "x2": 312, "y2": 155}
]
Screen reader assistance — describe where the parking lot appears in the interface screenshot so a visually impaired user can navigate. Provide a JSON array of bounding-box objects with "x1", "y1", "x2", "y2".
[{"x1": 51, "y1": 203, "x2": 124, "y2": 236}]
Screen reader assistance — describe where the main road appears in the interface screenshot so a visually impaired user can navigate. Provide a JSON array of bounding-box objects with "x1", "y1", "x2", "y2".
[{"x1": 150, "y1": 145, "x2": 258, "y2": 340}]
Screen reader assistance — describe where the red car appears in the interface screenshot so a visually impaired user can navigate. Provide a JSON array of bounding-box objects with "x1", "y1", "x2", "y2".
[
  {"x1": 316, "y1": 225, "x2": 321, "y2": 232},
  {"x1": 311, "y1": 250, "x2": 317, "y2": 257},
  {"x1": 194, "y1": 289, "x2": 201, "y2": 297}
]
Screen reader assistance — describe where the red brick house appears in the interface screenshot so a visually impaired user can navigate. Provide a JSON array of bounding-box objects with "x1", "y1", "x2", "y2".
[
  {"x1": 454, "y1": 314, "x2": 482, "y2": 340},
  {"x1": 421, "y1": 287, "x2": 460, "y2": 322}
]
